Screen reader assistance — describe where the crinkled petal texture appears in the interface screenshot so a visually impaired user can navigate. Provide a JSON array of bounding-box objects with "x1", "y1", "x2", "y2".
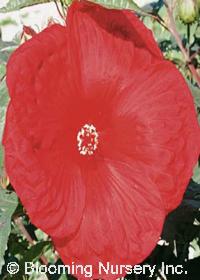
[{"x1": 3, "y1": 0, "x2": 200, "y2": 279}]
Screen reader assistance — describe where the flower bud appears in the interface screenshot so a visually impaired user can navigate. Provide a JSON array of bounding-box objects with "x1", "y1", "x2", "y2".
[{"x1": 178, "y1": 0, "x2": 199, "y2": 24}]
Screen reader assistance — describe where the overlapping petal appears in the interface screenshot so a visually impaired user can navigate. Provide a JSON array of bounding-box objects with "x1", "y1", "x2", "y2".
[
  {"x1": 3, "y1": 103, "x2": 86, "y2": 238},
  {"x1": 53, "y1": 158, "x2": 165, "y2": 279},
  {"x1": 66, "y1": 0, "x2": 163, "y2": 98},
  {"x1": 100, "y1": 61, "x2": 200, "y2": 211}
]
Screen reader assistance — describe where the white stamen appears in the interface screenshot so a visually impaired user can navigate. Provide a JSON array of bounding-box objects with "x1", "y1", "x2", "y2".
[{"x1": 77, "y1": 124, "x2": 99, "y2": 156}]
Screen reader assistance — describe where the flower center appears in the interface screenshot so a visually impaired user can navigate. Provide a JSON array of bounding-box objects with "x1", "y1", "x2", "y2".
[{"x1": 77, "y1": 124, "x2": 99, "y2": 156}]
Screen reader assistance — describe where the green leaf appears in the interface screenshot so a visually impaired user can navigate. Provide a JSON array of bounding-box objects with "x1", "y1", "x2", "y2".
[
  {"x1": 20, "y1": 241, "x2": 51, "y2": 264},
  {"x1": 0, "y1": 45, "x2": 18, "y2": 64},
  {"x1": 187, "y1": 81, "x2": 200, "y2": 107},
  {"x1": 59, "y1": 275, "x2": 68, "y2": 280},
  {"x1": 0, "y1": 0, "x2": 51, "y2": 12},
  {"x1": 193, "y1": 162, "x2": 200, "y2": 184},
  {"x1": 0, "y1": 64, "x2": 6, "y2": 81},
  {"x1": 61, "y1": 0, "x2": 73, "y2": 5},
  {"x1": 0, "y1": 79, "x2": 9, "y2": 174},
  {"x1": 0, "y1": 188, "x2": 18, "y2": 274},
  {"x1": 90, "y1": 0, "x2": 144, "y2": 13},
  {"x1": 0, "y1": 17, "x2": 18, "y2": 27},
  {"x1": 0, "y1": 39, "x2": 18, "y2": 64},
  {"x1": 16, "y1": 241, "x2": 52, "y2": 277}
]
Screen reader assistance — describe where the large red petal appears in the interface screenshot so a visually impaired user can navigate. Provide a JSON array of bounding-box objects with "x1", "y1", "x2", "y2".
[
  {"x1": 6, "y1": 24, "x2": 84, "y2": 169},
  {"x1": 3, "y1": 104, "x2": 86, "y2": 238},
  {"x1": 5, "y1": 24, "x2": 87, "y2": 237},
  {"x1": 53, "y1": 158, "x2": 165, "y2": 279},
  {"x1": 6, "y1": 22, "x2": 90, "y2": 178},
  {"x1": 101, "y1": 61, "x2": 200, "y2": 212},
  {"x1": 66, "y1": 0, "x2": 163, "y2": 99}
]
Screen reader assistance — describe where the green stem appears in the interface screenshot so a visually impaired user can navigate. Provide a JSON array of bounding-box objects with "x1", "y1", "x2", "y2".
[{"x1": 164, "y1": 0, "x2": 200, "y2": 87}]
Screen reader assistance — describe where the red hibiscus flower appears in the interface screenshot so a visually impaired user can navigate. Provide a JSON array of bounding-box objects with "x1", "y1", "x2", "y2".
[{"x1": 3, "y1": 0, "x2": 200, "y2": 279}]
